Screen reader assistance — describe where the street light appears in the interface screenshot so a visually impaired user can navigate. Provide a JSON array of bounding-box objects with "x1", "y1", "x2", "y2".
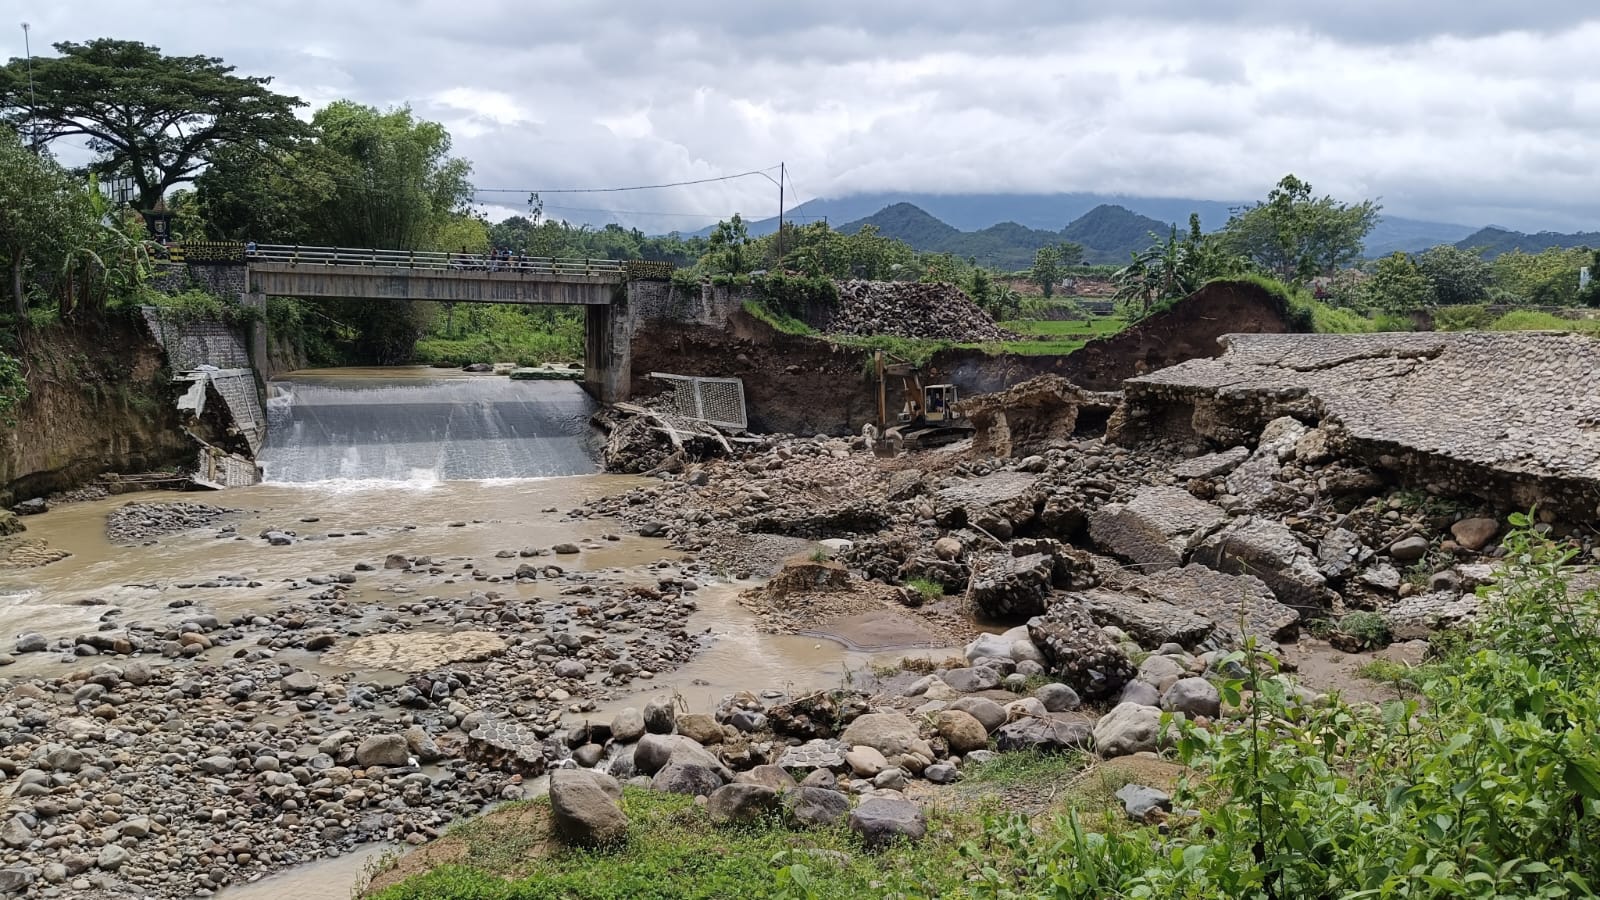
[
  {"x1": 751, "y1": 162, "x2": 786, "y2": 265},
  {"x1": 20, "y1": 22, "x2": 38, "y2": 152}
]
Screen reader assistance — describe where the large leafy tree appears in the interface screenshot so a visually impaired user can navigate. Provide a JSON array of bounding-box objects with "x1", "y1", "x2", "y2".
[
  {"x1": 1414, "y1": 244, "x2": 1492, "y2": 306},
  {"x1": 1361, "y1": 252, "x2": 1436, "y2": 313},
  {"x1": 0, "y1": 39, "x2": 307, "y2": 209},
  {"x1": 1031, "y1": 246, "x2": 1061, "y2": 297},
  {"x1": 1222, "y1": 174, "x2": 1379, "y2": 285}
]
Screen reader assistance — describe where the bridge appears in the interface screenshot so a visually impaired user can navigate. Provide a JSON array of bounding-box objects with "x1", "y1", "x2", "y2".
[
  {"x1": 170, "y1": 243, "x2": 647, "y2": 403},
  {"x1": 242, "y1": 245, "x2": 629, "y2": 305}
]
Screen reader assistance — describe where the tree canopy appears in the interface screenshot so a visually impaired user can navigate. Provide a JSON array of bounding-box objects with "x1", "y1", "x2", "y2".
[
  {"x1": 1222, "y1": 175, "x2": 1379, "y2": 285},
  {"x1": 0, "y1": 39, "x2": 307, "y2": 209}
]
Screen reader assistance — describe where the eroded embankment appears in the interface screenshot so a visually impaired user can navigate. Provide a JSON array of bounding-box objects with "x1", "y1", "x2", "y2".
[{"x1": 1, "y1": 318, "x2": 191, "y2": 505}]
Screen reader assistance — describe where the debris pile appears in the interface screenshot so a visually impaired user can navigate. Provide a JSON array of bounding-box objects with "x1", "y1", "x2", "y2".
[{"x1": 824, "y1": 281, "x2": 1014, "y2": 342}]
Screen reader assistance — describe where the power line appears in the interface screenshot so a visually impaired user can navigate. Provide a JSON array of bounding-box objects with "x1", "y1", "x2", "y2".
[
  {"x1": 531, "y1": 203, "x2": 826, "y2": 221},
  {"x1": 471, "y1": 165, "x2": 783, "y2": 195}
]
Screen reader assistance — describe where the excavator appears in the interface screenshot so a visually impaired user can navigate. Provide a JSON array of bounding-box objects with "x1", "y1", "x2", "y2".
[{"x1": 871, "y1": 351, "x2": 975, "y2": 452}]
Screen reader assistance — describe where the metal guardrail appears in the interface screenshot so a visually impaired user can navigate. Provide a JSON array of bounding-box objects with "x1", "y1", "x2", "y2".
[{"x1": 246, "y1": 244, "x2": 627, "y2": 277}]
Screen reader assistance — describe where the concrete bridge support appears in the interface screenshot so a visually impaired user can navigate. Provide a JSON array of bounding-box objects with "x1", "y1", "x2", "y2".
[{"x1": 583, "y1": 286, "x2": 633, "y2": 404}]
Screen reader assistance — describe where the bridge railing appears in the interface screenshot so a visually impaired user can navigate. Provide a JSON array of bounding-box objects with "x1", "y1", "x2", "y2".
[{"x1": 247, "y1": 244, "x2": 626, "y2": 276}]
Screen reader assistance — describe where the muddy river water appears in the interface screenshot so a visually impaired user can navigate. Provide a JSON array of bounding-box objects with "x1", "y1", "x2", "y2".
[{"x1": 4, "y1": 370, "x2": 957, "y2": 897}]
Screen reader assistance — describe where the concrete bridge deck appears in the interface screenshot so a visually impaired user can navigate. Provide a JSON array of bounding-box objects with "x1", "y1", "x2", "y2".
[{"x1": 246, "y1": 261, "x2": 624, "y2": 305}]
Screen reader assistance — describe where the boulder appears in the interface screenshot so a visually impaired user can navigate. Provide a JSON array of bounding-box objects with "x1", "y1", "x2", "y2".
[
  {"x1": 1160, "y1": 677, "x2": 1220, "y2": 718},
  {"x1": 634, "y1": 734, "x2": 722, "y2": 776},
  {"x1": 651, "y1": 752, "x2": 728, "y2": 796},
  {"x1": 935, "y1": 710, "x2": 989, "y2": 754},
  {"x1": 736, "y1": 764, "x2": 798, "y2": 793},
  {"x1": 707, "y1": 783, "x2": 780, "y2": 826},
  {"x1": 643, "y1": 699, "x2": 677, "y2": 735},
  {"x1": 1224, "y1": 417, "x2": 1309, "y2": 510},
  {"x1": 1115, "y1": 783, "x2": 1173, "y2": 822},
  {"x1": 968, "y1": 552, "x2": 1055, "y2": 619},
  {"x1": 849, "y1": 797, "x2": 927, "y2": 850},
  {"x1": 281, "y1": 671, "x2": 319, "y2": 694},
  {"x1": 611, "y1": 708, "x2": 646, "y2": 743},
  {"x1": 1088, "y1": 486, "x2": 1226, "y2": 572},
  {"x1": 356, "y1": 734, "x2": 411, "y2": 767},
  {"x1": 677, "y1": 713, "x2": 723, "y2": 745},
  {"x1": 839, "y1": 713, "x2": 931, "y2": 760},
  {"x1": 1118, "y1": 680, "x2": 1161, "y2": 707},
  {"x1": 1450, "y1": 518, "x2": 1499, "y2": 552},
  {"x1": 1075, "y1": 588, "x2": 1215, "y2": 649},
  {"x1": 784, "y1": 786, "x2": 850, "y2": 828},
  {"x1": 1092, "y1": 703, "x2": 1165, "y2": 758},
  {"x1": 1171, "y1": 447, "x2": 1251, "y2": 479},
  {"x1": 0, "y1": 511, "x2": 23, "y2": 537},
  {"x1": 549, "y1": 769, "x2": 628, "y2": 846},
  {"x1": 948, "y1": 697, "x2": 1007, "y2": 733},
  {"x1": 11, "y1": 498, "x2": 47, "y2": 516},
  {"x1": 940, "y1": 666, "x2": 1001, "y2": 693},
  {"x1": 1034, "y1": 683, "x2": 1081, "y2": 712},
  {"x1": 844, "y1": 745, "x2": 889, "y2": 777},
  {"x1": 14, "y1": 633, "x2": 47, "y2": 654},
  {"x1": 1389, "y1": 536, "x2": 1429, "y2": 563},
  {"x1": 994, "y1": 717, "x2": 1093, "y2": 753}
]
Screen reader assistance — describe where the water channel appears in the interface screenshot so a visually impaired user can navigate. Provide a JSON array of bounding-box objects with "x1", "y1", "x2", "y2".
[{"x1": 6, "y1": 368, "x2": 953, "y2": 897}]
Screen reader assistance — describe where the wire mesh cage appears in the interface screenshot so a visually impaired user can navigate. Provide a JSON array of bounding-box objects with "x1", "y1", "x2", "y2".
[{"x1": 650, "y1": 373, "x2": 748, "y2": 431}]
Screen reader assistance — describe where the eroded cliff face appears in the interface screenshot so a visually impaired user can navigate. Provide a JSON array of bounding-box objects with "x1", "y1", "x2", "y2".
[{"x1": 0, "y1": 317, "x2": 192, "y2": 504}]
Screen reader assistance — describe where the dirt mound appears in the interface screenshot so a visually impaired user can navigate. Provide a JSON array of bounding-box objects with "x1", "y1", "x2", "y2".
[
  {"x1": 825, "y1": 281, "x2": 1013, "y2": 342},
  {"x1": 1059, "y1": 279, "x2": 1295, "y2": 391}
]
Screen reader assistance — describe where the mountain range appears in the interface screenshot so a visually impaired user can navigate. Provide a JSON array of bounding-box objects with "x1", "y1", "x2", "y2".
[{"x1": 686, "y1": 191, "x2": 1596, "y2": 268}]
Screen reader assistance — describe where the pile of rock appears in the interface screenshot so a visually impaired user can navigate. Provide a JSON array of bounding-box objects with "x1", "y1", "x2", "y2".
[
  {"x1": 105, "y1": 501, "x2": 237, "y2": 544},
  {"x1": 824, "y1": 281, "x2": 1014, "y2": 342}
]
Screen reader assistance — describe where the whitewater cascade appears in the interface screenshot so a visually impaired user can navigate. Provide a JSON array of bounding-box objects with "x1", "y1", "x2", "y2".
[{"x1": 257, "y1": 370, "x2": 601, "y2": 483}]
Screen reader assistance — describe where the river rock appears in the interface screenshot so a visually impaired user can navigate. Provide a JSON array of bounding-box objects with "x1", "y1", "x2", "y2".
[
  {"x1": 677, "y1": 713, "x2": 723, "y2": 745},
  {"x1": 1, "y1": 818, "x2": 33, "y2": 850},
  {"x1": 1092, "y1": 703, "x2": 1165, "y2": 758},
  {"x1": 1390, "y1": 536, "x2": 1429, "y2": 562},
  {"x1": 707, "y1": 783, "x2": 780, "y2": 826},
  {"x1": 355, "y1": 734, "x2": 411, "y2": 767},
  {"x1": 1450, "y1": 517, "x2": 1499, "y2": 551},
  {"x1": 553, "y1": 659, "x2": 588, "y2": 679},
  {"x1": 994, "y1": 718, "x2": 1093, "y2": 753},
  {"x1": 643, "y1": 699, "x2": 676, "y2": 735},
  {"x1": 736, "y1": 764, "x2": 798, "y2": 793},
  {"x1": 552, "y1": 543, "x2": 581, "y2": 555},
  {"x1": 549, "y1": 769, "x2": 628, "y2": 847},
  {"x1": 940, "y1": 666, "x2": 1001, "y2": 693},
  {"x1": 844, "y1": 745, "x2": 888, "y2": 777},
  {"x1": 651, "y1": 753, "x2": 728, "y2": 796},
  {"x1": 935, "y1": 710, "x2": 989, "y2": 754},
  {"x1": 1035, "y1": 683, "x2": 1081, "y2": 712},
  {"x1": 948, "y1": 697, "x2": 1006, "y2": 733},
  {"x1": 1161, "y1": 677, "x2": 1220, "y2": 718},
  {"x1": 611, "y1": 708, "x2": 646, "y2": 743},
  {"x1": 839, "y1": 713, "x2": 931, "y2": 759},
  {"x1": 849, "y1": 796, "x2": 927, "y2": 850},
  {"x1": 14, "y1": 633, "x2": 46, "y2": 654},
  {"x1": 1116, "y1": 783, "x2": 1172, "y2": 822},
  {"x1": 281, "y1": 671, "x2": 319, "y2": 694},
  {"x1": 96, "y1": 844, "x2": 131, "y2": 871},
  {"x1": 784, "y1": 786, "x2": 850, "y2": 828}
]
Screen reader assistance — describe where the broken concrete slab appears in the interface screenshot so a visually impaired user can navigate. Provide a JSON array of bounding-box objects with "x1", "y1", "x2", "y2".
[
  {"x1": 1075, "y1": 588, "x2": 1217, "y2": 649},
  {"x1": 1224, "y1": 417, "x2": 1309, "y2": 511},
  {"x1": 1171, "y1": 446, "x2": 1251, "y2": 480},
  {"x1": 1191, "y1": 517, "x2": 1336, "y2": 614},
  {"x1": 963, "y1": 375, "x2": 1120, "y2": 458},
  {"x1": 1088, "y1": 486, "x2": 1227, "y2": 573},
  {"x1": 1114, "y1": 332, "x2": 1600, "y2": 521},
  {"x1": 1136, "y1": 564, "x2": 1300, "y2": 645}
]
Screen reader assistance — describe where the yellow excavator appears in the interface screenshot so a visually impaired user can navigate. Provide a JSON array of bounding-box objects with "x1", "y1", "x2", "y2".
[{"x1": 872, "y1": 351, "x2": 974, "y2": 451}]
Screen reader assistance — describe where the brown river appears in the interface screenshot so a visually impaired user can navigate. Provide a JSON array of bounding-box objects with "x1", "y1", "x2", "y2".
[{"x1": 4, "y1": 370, "x2": 955, "y2": 897}]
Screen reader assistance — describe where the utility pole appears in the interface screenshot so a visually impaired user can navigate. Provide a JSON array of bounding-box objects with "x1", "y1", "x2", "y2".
[
  {"x1": 20, "y1": 22, "x2": 38, "y2": 153},
  {"x1": 776, "y1": 161, "x2": 785, "y2": 269}
]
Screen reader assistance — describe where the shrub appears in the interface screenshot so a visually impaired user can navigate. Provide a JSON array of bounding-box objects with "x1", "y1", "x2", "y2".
[
  {"x1": 1432, "y1": 304, "x2": 1495, "y2": 331},
  {"x1": 1336, "y1": 611, "x2": 1392, "y2": 649},
  {"x1": 904, "y1": 577, "x2": 944, "y2": 603}
]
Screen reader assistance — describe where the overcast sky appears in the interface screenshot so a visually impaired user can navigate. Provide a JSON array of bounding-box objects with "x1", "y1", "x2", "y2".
[{"x1": 7, "y1": 2, "x2": 1600, "y2": 232}]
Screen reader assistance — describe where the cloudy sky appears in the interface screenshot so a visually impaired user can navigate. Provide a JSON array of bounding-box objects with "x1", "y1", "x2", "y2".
[{"x1": 7, "y1": 2, "x2": 1600, "y2": 231}]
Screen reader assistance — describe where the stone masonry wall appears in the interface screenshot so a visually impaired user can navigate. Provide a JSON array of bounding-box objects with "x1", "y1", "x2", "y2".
[{"x1": 140, "y1": 308, "x2": 252, "y2": 372}]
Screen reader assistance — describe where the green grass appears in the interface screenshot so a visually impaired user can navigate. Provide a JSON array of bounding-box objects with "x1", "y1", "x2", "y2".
[
  {"x1": 963, "y1": 749, "x2": 1088, "y2": 787},
  {"x1": 904, "y1": 577, "x2": 944, "y2": 603},
  {"x1": 1355, "y1": 659, "x2": 1423, "y2": 690},
  {"x1": 412, "y1": 307, "x2": 583, "y2": 367},
  {"x1": 367, "y1": 789, "x2": 976, "y2": 900},
  {"x1": 1489, "y1": 309, "x2": 1600, "y2": 335},
  {"x1": 999, "y1": 317, "x2": 1126, "y2": 339},
  {"x1": 741, "y1": 299, "x2": 817, "y2": 337}
]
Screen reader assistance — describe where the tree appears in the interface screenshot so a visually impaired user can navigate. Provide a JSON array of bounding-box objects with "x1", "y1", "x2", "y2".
[
  {"x1": 0, "y1": 128, "x2": 93, "y2": 320},
  {"x1": 705, "y1": 214, "x2": 751, "y2": 275},
  {"x1": 1414, "y1": 245, "x2": 1492, "y2": 306},
  {"x1": 0, "y1": 39, "x2": 307, "y2": 209},
  {"x1": 1361, "y1": 252, "x2": 1435, "y2": 313},
  {"x1": 1222, "y1": 174, "x2": 1379, "y2": 285},
  {"x1": 1056, "y1": 241, "x2": 1085, "y2": 268},
  {"x1": 1032, "y1": 246, "x2": 1061, "y2": 297},
  {"x1": 1490, "y1": 247, "x2": 1592, "y2": 306}
]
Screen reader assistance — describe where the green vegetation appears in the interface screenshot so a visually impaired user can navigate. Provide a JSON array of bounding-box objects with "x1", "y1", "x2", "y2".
[
  {"x1": 838, "y1": 201, "x2": 1129, "y2": 268},
  {"x1": 374, "y1": 519, "x2": 1600, "y2": 899},
  {"x1": 1490, "y1": 309, "x2": 1600, "y2": 335},
  {"x1": 1221, "y1": 174, "x2": 1381, "y2": 285},
  {"x1": 0, "y1": 38, "x2": 307, "y2": 209},
  {"x1": 1335, "y1": 611, "x2": 1392, "y2": 650},
  {"x1": 904, "y1": 577, "x2": 944, "y2": 603},
  {"x1": 413, "y1": 307, "x2": 583, "y2": 368},
  {"x1": 144, "y1": 287, "x2": 260, "y2": 328},
  {"x1": 0, "y1": 350, "x2": 25, "y2": 424},
  {"x1": 999, "y1": 316, "x2": 1127, "y2": 354}
]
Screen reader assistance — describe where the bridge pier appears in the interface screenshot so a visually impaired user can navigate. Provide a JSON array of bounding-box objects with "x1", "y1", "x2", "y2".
[
  {"x1": 240, "y1": 292, "x2": 269, "y2": 382},
  {"x1": 583, "y1": 286, "x2": 633, "y2": 404}
]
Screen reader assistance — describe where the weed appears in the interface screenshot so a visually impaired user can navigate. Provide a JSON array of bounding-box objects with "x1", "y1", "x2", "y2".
[
  {"x1": 1336, "y1": 611, "x2": 1392, "y2": 649},
  {"x1": 904, "y1": 577, "x2": 944, "y2": 603}
]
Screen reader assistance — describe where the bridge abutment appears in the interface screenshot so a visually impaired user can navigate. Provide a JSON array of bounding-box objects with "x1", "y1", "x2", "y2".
[{"x1": 583, "y1": 285, "x2": 633, "y2": 404}]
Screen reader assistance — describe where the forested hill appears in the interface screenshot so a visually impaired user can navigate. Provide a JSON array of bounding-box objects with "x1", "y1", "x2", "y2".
[
  {"x1": 839, "y1": 202, "x2": 1172, "y2": 268},
  {"x1": 1456, "y1": 226, "x2": 1600, "y2": 258}
]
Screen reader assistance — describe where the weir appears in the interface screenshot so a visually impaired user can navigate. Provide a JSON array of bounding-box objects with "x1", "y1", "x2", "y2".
[{"x1": 257, "y1": 370, "x2": 602, "y2": 483}]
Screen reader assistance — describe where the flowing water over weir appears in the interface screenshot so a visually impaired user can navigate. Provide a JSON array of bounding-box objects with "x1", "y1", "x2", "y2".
[
  {"x1": 4, "y1": 368, "x2": 946, "y2": 899},
  {"x1": 258, "y1": 368, "x2": 601, "y2": 483}
]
